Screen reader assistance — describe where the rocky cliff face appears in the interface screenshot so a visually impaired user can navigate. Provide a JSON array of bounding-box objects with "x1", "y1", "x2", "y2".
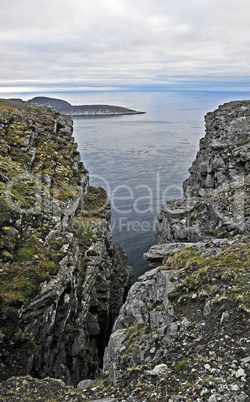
[
  {"x1": 0, "y1": 100, "x2": 249, "y2": 401},
  {"x1": 0, "y1": 100, "x2": 132, "y2": 386},
  {"x1": 98, "y1": 101, "x2": 249, "y2": 401},
  {"x1": 152, "y1": 100, "x2": 249, "y2": 252}
]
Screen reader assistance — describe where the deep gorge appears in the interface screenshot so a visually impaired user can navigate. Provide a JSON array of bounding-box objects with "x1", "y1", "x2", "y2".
[{"x1": 0, "y1": 99, "x2": 249, "y2": 401}]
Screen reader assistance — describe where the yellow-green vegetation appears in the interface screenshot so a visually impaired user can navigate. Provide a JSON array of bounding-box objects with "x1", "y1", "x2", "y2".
[
  {"x1": 73, "y1": 220, "x2": 94, "y2": 247},
  {"x1": 0, "y1": 100, "x2": 87, "y2": 323},
  {"x1": 0, "y1": 197, "x2": 11, "y2": 226},
  {"x1": 211, "y1": 228, "x2": 226, "y2": 239},
  {"x1": 121, "y1": 323, "x2": 149, "y2": 363},
  {"x1": 0, "y1": 154, "x2": 39, "y2": 215},
  {"x1": 175, "y1": 360, "x2": 188, "y2": 373},
  {"x1": 0, "y1": 233, "x2": 68, "y2": 321},
  {"x1": 162, "y1": 247, "x2": 203, "y2": 270},
  {"x1": 162, "y1": 238, "x2": 250, "y2": 311},
  {"x1": 53, "y1": 186, "x2": 78, "y2": 202},
  {"x1": 126, "y1": 322, "x2": 147, "y2": 342},
  {"x1": 83, "y1": 186, "x2": 109, "y2": 217},
  {"x1": 0, "y1": 99, "x2": 85, "y2": 196}
]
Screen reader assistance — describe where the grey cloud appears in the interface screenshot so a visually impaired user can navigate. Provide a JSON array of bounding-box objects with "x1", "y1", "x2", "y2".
[{"x1": 0, "y1": 0, "x2": 250, "y2": 93}]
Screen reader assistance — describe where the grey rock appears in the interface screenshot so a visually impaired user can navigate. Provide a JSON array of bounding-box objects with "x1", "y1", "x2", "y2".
[
  {"x1": 169, "y1": 322, "x2": 179, "y2": 337},
  {"x1": 220, "y1": 311, "x2": 229, "y2": 325},
  {"x1": 0, "y1": 101, "x2": 133, "y2": 386},
  {"x1": 236, "y1": 368, "x2": 245, "y2": 378},
  {"x1": 181, "y1": 317, "x2": 192, "y2": 330},
  {"x1": 231, "y1": 384, "x2": 240, "y2": 391},
  {"x1": 240, "y1": 356, "x2": 250, "y2": 364},
  {"x1": 103, "y1": 269, "x2": 176, "y2": 382},
  {"x1": 147, "y1": 363, "x2": 169, "y2": 376},
  {"x1": 238, "y1": 396, "x2": 248, "y2": 402},
  {"x1": 153, "y1": 101, "x2": 250, "y2": 248},
  {"x1": 91, "y1": 399, "x2": 116, "y2": 402},
  {"x1": 203, "y1": 299, "x2": 211, "y2": 316},
  {"x1": 208, "y1": 395, "x2": 218, "y2": 402},
  {"x1": 77, "y1": 379, "x2": 94, "y2": 389}
]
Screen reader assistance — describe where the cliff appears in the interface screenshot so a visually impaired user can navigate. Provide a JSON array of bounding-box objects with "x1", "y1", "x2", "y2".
[
  {"x1": 93, "y1": 101, "x2": 249, "y2": 401},
  {"x1": 0, "y1": 100, "x2": 133, "y2": 386},
  {"x1": 0, "y1": 100, "x2": 249, "y2": 401}
]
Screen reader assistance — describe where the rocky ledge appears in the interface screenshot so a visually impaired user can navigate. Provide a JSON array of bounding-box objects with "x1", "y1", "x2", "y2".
[
  {"x1": 85, "y1": 101, "x2": 249, "y2": 401},
  {"x1": 0, "y1": 100, "x2": 249, "y2": 401},
  {"x1": 0, "y1": 100, "x2": 132, "y2": 387}
]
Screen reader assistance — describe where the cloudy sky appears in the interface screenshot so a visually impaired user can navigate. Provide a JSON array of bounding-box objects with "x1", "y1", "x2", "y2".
[{"x1": 1, "y1": 0, "x2": 250, "y2": 95}]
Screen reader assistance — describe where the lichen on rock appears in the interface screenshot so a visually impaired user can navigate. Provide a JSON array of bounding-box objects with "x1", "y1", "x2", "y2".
[
  {"x1": 97, "y1": 101, "x2": 250, "y2": 401},
  {"x1": 0, "y1": 100, "x2": 133, "y2": 386}
]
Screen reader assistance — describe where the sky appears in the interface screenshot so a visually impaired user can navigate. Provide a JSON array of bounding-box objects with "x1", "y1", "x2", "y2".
[{"x1": 1, "y1": 0, "x2": 250, "y2": 96}]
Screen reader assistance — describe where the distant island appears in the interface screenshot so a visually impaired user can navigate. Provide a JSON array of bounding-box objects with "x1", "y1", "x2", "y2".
[{"x1": 8, "y1": 96, "x2": 145, "y2": 116}]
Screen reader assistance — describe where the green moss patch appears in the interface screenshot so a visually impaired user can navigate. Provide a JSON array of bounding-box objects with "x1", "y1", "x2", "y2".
[
  {"x1": 0, "y1": 233, "x2": 67, "y2": 322},
  {"x1": 163, "y1": 238, "x2": 250, "y2": 312},
  {"x1": 83, "y1": 186, "x2": 109, "y2": 217}
]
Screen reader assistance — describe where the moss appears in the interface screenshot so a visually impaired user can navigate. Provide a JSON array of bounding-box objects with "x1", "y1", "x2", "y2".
[
  {"x1": 79, "y1": 225, "x2": 94, "y2": 246},
  {"x1": 120, "y1": 323, "x2": 149, "y2": 364},
  {"x1": 63, "y1": 323, "x2": 80, "y2": 343},
  {"x1": 0, "y1": 261, "x2": 51, "y2": 319},
  {"x1": 0, "y1": 233, "x2": 66, "y2": 322},
  {"x1": 83, "y1": 186, "x2": 109, "y2": 217},
  {"x1": 175, "y1": 360, "x2": 188, "y2": 373},
  {"x1": 98, "y1": 299, "x2": 107, "y2": 313},
  {"x1": 10, "y1": 180, "x2": 37, "y2": 210},
  {"x1": 167, "y1": 239, "x2": 250, "y2": 311},
  {"x1": 55, "y1": 187, "x2": 78, "y2": 201},
  {"x1": 156, "y1": 303, "x2": 165, "y2": 311},
  {"x1": 0, "y1": 196, "x2": 11, "y2": 225},
  {"x1": 161, "y1": 247, "x2": 205, "y2": 271},
  {"x1": 17, "y1": 247, "x2": 35, "y2": 261},
  {"x1": 212, "y1": 227, "x2": 226, "y2": 239},
  {"x1": 126, "y1": 322, "x2": 147, "y2": 343},
  {"x1": 72, "y1": 216, "x2": 95, "y2": 248}
]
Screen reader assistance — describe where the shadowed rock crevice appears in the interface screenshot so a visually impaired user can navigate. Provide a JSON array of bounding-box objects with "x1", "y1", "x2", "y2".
[{"x1": 98, "y1": 101, "x2": 249, "y2": 401}]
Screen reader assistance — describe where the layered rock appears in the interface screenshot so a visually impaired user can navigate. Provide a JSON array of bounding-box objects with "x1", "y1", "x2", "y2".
[
  {"x1": 0, "y1": 100, "x2": 132, "y2": 386},
  {"x1": 146, "y1": 100, "x2": 250, "y2": 265},
  {"x1": 99, "y1": 102, "x2": 250, "y2": 401}
]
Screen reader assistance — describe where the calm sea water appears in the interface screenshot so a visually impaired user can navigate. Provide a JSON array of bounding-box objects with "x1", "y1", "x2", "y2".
[{"x1": 70, "y1": 90, "x2": 248, "y2": 279}]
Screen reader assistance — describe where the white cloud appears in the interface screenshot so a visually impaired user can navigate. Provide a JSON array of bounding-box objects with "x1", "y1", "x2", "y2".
[{"x1": 0, "y1": 0, "x2": 250, "y2": 93}]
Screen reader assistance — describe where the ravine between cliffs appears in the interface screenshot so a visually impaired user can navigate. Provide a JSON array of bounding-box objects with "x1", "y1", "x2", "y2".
[{"x1": 0, "y1": 99, "x2": 249, "y2": 401}]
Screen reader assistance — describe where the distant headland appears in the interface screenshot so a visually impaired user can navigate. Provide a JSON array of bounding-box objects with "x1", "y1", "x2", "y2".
[{"x1": 8, "y1": 96, "x2": 145, "y2": 116}]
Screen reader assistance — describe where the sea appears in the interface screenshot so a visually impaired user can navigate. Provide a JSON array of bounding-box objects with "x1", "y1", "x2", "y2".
[{"x1": 27, "y1": 90, "x2": 250, "y2": 279}]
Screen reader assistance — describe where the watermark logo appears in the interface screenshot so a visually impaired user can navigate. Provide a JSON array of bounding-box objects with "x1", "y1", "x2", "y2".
[{"x1": 2, "y1": 172, "x2": 247, "y2": 234}]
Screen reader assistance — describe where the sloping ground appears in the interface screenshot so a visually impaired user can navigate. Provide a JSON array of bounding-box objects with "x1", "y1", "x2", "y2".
[{"x1": 0, "y1": 376, "x2": 88, "y2": 401}]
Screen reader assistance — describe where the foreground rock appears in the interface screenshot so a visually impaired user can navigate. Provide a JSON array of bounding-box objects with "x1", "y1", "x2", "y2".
[
  {"x1": 0, "y1": 100, "x2": 132, "y2": 386},
  {"x1": 0, "y1": 100, "x2": 249, "y2": 401},
  {"x1": 88, "y1": 101, "x2": 249, "y2": 401}
]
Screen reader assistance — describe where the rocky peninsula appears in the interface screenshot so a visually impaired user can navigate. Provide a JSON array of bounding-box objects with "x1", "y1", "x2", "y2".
[
  {"x1": 8, "y1": 96, "x2": 145, "y2": 116},
  {"x1": 0, "y1": 100, "x2": 249, "y2": 401}
]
